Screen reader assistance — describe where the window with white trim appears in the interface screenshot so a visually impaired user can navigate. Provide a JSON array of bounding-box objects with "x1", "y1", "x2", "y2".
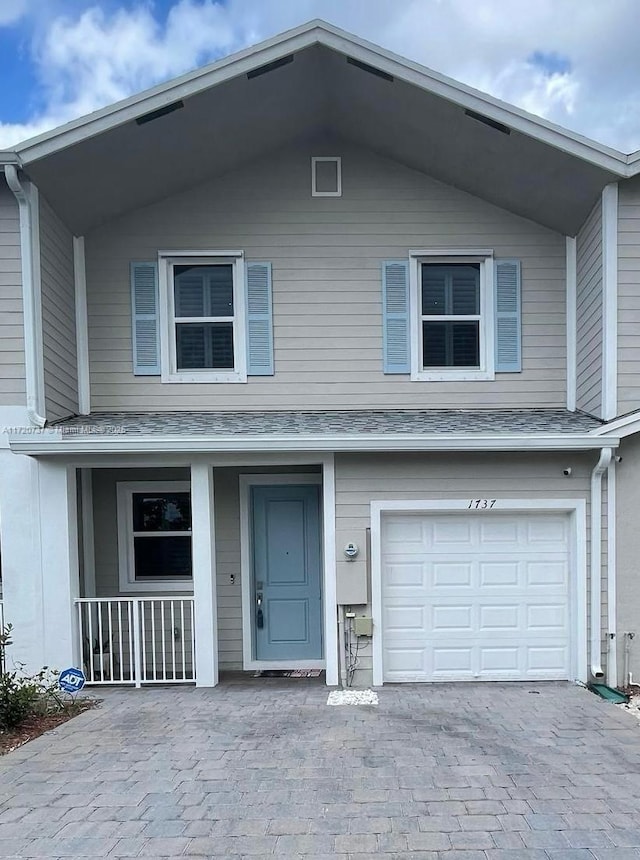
[
  {"x1": 410, "y1": 252, "x2": 494, "y2": 381},
  {"x1": 422, "y1": 263, "x2": 480, "y2": 368},
  {"x1": 117, "y1": 482, "x2": 193, "y2": 593},
  {"x1": 159, "y1": 253, "x2": 247, "y2": 383}
]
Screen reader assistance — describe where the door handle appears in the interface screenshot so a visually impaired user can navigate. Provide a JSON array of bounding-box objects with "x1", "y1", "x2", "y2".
[{"x1": 256, "y1": 591, "x2": 264, "y2": 629}]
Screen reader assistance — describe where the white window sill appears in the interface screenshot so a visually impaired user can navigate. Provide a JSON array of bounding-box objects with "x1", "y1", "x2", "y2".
[
  {"x1": 411, "y1": 369, "x2": 495, "y2": 382},
  {"x1": 118, "y1": 579, "x2": 194, "y2": 594},
  {"x1": 162, "y1": 370, "x2": 247, "y2": 384}
]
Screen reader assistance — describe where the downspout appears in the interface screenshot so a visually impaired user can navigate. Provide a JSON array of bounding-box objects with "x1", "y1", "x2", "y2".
[
  {"x1": 337, "y1": 605, "x2": 348, "y2": 689},
  {"x1": 606, "y1": 459, "x2": 617, "y2": 685},
  {"x1": 590, "y1": 446, "x2": 613, "y2": 679},
  {"x1": 5, "y1": 164, "x2": 46, "y2": 427}
]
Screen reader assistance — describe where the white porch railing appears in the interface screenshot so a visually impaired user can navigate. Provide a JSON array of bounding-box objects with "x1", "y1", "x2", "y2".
[{"x1": 75, "y1": 597, "x2": 196, "y2": 687}]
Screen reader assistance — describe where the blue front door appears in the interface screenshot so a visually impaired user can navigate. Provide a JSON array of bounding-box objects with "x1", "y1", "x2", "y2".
[{"x1": 251, "y1": 484, "x2": 323, "y2": 661}]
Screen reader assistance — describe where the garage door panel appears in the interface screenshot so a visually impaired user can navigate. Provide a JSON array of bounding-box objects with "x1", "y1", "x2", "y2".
[
  {"x1": 384, "y1": 518, "x2": 425, "y2": 547},
  {"x1": 479, "y1": 519, "x2": 520, "y2": 543},
  {"x1": 527, "y1": 645, "x2": 569, "y2": 672},
  {"x1": 527, "y1": 561, "x2": 567, "y2": 587},
  {"x1": 432, "y1": 605, "x2": 473, "y2": 631},
  {"x1": 382, "y1": 513, "x2": 571, "y2": 682},
  {"x1": 432, "y1": 518, "x2": 473, "y2": 546},
  {"x1": 526, "y1": 516, "x2": 568, "y2": 544},
  {"x1": 433, "y1": 647, "x2": 473, "y2": 674},
  {"x1": 385, "y1": 604, "x2": 426, "y2": 631},
  {"x1": 479, "y1": 604, "x2": 520, "y2": 629},
  {"x1": 432, "y1": 561, "x2": 473, "y2": 587},
  {"x1": 385, "y1": 647, "x2": 426, "y2": 676},
  {"x1": 385, "y1": 560, "x2": 426, "y2": 588},
  {"x1": 479, "y1": 647, "x2": 520, "y2": 672},
  {"x1": 479, "y1": 561, "x2": 520, "y2": 587},
  {"x1": 527, "y1": 604, "x2": 566, "y2": 629}
]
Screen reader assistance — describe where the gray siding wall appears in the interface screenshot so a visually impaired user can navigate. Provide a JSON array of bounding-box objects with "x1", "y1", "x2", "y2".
[
  {"x1": 86, "y1": 142, "x2": 567, "y2": 411},
  {"x1": 615, "y1": 434, "x2": 640, "y2": 682},
  {"x1": 576, "y1": 199, "x2": 603, "y2": 417},
  {"x1": 0, "y1": 180, "x2": 25, "y2": 405},
  {"x1": 334, "y1": 451, "x2": 599, "y2": 685},
  {"x1": 39, "y1": 195, "x2": 78, "y2": 422},
  {"x1": 618, "y1": 177, "x2": 640, "y2": 415}
]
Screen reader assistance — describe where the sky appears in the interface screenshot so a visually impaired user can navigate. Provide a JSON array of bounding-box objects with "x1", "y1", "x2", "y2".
[{"x1": 0, "y1": 0, "x2": 639, "y2": 152}]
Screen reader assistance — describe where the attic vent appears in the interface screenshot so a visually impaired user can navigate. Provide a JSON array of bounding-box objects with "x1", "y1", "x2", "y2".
[
  {"x1": 311, "y1": 157, "x2": 342, "y2": 197},
  {"x1": 346, "y1": 57, "x2": 394, "y2": 82},
  {"x1": 247, "y1": 55, "x2": 294, "y2": 79},
  {"x1": 464, "y1": 109, "x2": 511, "y2": 135},
  {"x1": 135, "y1": 100, "x2": 184, "y2": 126}
]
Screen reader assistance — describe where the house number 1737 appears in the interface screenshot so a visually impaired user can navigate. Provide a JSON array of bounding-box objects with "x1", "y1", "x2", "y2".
[{"x1": 468, "y1": 499, "x2": 497, "y2": 509}]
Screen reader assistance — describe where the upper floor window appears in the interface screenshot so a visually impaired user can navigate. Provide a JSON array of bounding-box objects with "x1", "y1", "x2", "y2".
[
  {"x1": 421, "y1": 264, "x2": 480, "y2": 369},
  {"x1": 410, "y1": 252, "x2": 495, "y2": 381},
  {"x1": 159, "y1": 252, "x2": 247, "y2": 383}
]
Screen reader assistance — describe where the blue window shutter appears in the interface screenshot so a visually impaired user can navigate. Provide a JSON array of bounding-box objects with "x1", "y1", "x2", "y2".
[
  {"x1": 495, "y1": 259, "x2": 522, "y2": 372},
  {"x1": 246, "y1": 262, "x2": 274, "y2": 375},
  {"x1": 130, "y1": 262, "x2": 160, "y2": 375},
  {"x1": 382, "y1": 260, "x2": 410, "y2": 373}
]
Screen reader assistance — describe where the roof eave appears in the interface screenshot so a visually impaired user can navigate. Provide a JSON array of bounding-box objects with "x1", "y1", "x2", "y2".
[
  {"x1": 7, "y1": 431, "x2": 619, "y2": 456},
  {"x1": 0, "y1": 153, "x2": 21, "y2": 167},
  {"x1": 12, "y1": 20, "x2": 630, "y2": 178}
]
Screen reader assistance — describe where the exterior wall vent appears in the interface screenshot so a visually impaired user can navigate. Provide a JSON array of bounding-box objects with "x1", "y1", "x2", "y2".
[
  {"x1": 311, "y1": 156, "x2": 342, "y2": 197},
  {"x1": 247, "y1": 55, "x2": 294, "y2": 79},
  {"x1": 464, "y1": 109, "x2": 511, "y2": 135},
  {"x1": 135, "y1": 101, "x2": 184, "y2": 125}
]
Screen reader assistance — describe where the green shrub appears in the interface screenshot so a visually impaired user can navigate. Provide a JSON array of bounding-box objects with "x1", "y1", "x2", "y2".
[
  {"x1": 0, "y1": 623, "x2": 74, "y2": 732},
  {"x1": 0, "y1": 671, "x2": 43, "y2": 730}
]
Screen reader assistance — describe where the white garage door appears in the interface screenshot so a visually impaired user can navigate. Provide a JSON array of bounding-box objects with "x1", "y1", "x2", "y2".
[{"x1": 382, "y1": 512, "x2": 571, "y2": 682}]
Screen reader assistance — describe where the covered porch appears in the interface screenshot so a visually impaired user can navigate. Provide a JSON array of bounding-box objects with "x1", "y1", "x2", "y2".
[{"x1": 20, "y1": 453, "x2": 338, "y2": 688}]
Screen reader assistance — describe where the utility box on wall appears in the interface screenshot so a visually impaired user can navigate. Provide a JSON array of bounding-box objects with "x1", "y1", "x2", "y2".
[
  {"x1": 353, "y1": 616, "x2": 373, "y2": 637},
  {"x1": 336, "y1": 528, "x2": 369, "y2": 604}
]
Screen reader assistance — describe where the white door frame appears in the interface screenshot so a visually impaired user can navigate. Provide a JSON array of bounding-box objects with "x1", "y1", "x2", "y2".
[
  {"x1": 370, "y1": 498, "x2": 587, "y2": 686},
  {"x1": 239, "y1": 471, "x2": 333, "y2": 674}
]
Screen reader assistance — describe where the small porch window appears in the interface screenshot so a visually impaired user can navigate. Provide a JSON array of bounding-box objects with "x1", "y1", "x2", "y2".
[{"x1": 117, "y1": 481, "x2": 193, "y2": 592}]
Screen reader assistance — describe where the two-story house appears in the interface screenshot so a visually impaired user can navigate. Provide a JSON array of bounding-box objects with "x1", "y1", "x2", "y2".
[{"x1": 1, "y1": 20, "x2": 639, "y2": 690}]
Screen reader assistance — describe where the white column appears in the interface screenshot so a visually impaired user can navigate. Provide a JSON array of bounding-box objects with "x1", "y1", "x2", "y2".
[
  {"x1": 323, "y1": 454, "x2": 339, "y2": 686},
  {"x1": 38, "y1": 461, "x2": 80, "y2": 670},
  {"x1": 190, "y1": 463, "x2": 218, "y2": 687},
  {"x1": 0, "y1": 445, "x2": 46, "y2": 672}
]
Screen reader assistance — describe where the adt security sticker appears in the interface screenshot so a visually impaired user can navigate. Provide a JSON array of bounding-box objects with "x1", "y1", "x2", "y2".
[{"x1": 59, "y1": 667, "x2": 86, "y2": 693}]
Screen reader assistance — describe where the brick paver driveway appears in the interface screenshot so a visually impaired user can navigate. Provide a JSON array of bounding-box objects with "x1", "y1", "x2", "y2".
[{"x1": 1, "y1": 679, "x2": 640, "y2": 858}]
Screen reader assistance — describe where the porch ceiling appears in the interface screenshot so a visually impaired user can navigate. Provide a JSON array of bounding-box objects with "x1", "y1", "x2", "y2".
[{"x1": 15, "y1": 23, "x2": 622, "y2": 236}]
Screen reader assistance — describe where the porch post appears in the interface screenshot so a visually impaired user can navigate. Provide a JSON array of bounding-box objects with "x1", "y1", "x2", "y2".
[
  {"x1": 0, "y1": 444, "x2": 46, "y2": 672},
  {"x1": 323, "y1": 454, "x2": 339, "y2": 686},
  {"x1": 190, "y1": 463, "x2": 218, "y2": 687},
  {"x1": 38, "y1": 461, "x2": 80, "y2": 671}
]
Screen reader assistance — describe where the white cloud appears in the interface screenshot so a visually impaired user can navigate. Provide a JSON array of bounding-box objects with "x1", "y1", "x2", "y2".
[{"x1": 1, "y1": 0, "x2": 640, "y2": 151}]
